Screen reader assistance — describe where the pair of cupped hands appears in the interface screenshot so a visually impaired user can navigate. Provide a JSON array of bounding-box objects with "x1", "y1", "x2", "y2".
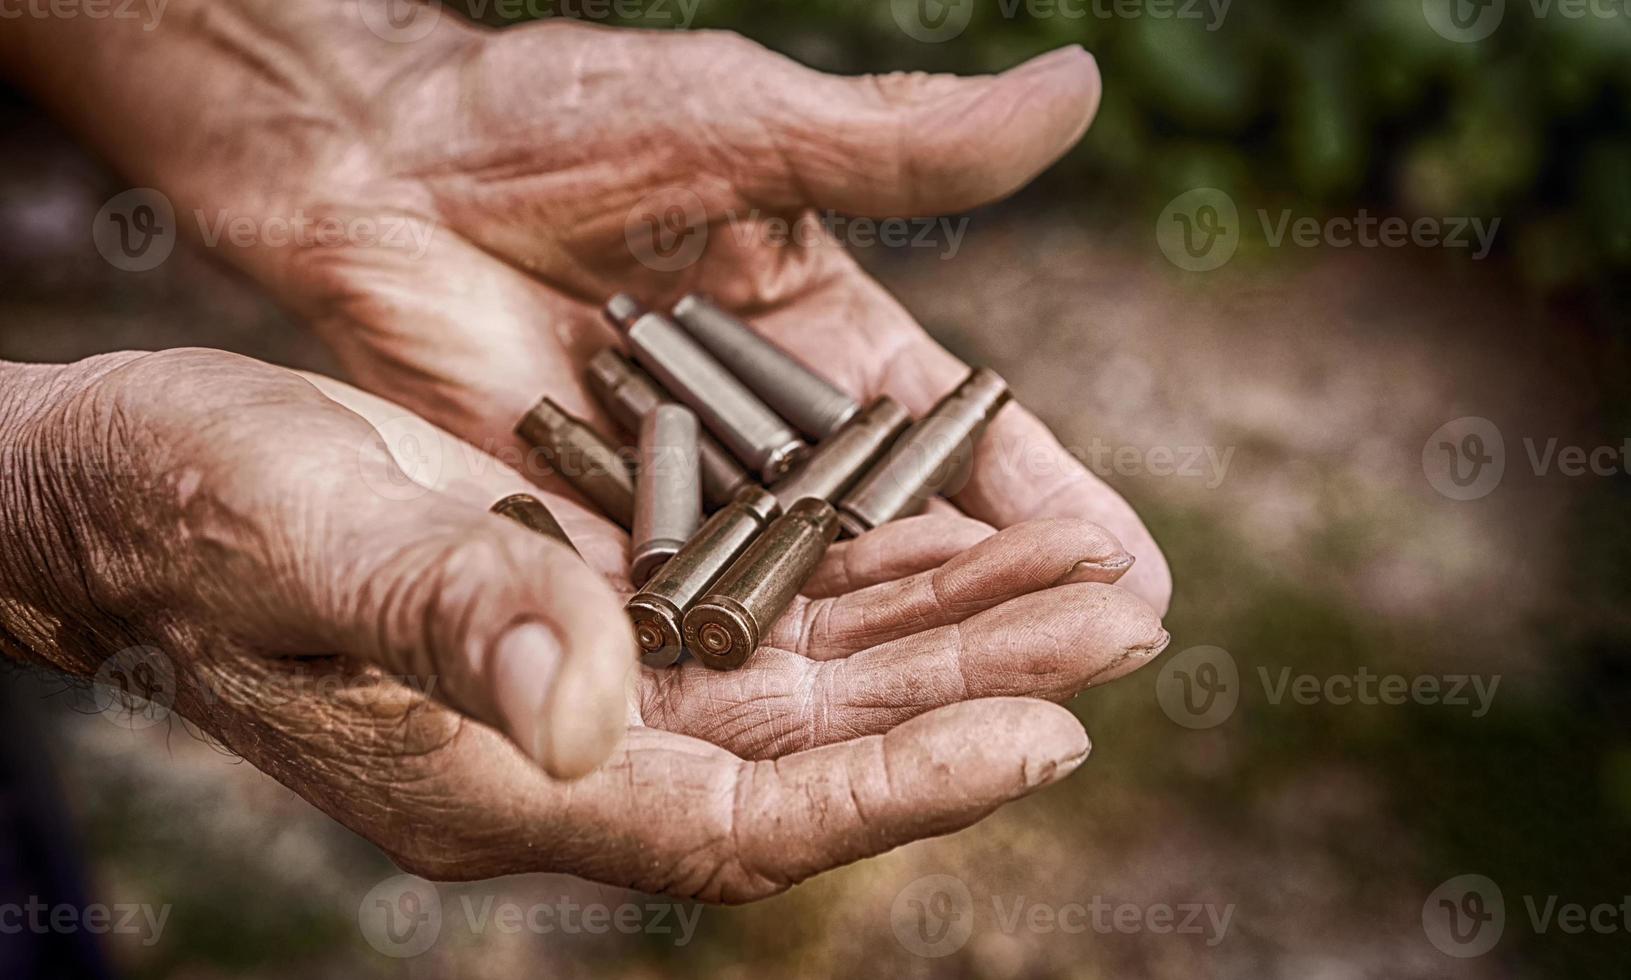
[{"x1": 8, "y1": 10, "x2": 1170, "y2": 901}]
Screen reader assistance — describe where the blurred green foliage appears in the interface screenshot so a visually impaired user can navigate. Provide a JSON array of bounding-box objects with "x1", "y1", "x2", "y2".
[{"x1": 479, "y1": 0, "x2": 1631, "y2": 294}]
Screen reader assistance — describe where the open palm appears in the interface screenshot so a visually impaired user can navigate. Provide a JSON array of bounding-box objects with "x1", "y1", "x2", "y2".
[
  {"x1": 240, "y1": 18, "x2": 1170, "y2": 610},
  {"x1": 279, "y1": 376, "x2": 1168, "y2": 901}
]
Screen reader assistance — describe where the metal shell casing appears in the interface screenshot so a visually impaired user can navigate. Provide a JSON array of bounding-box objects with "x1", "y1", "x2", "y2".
[
  {"x1": 490, "y1": 493, "x2": 579, "y2": 556},
  {"x1": 631, "y1": 405, "x2": 703, "y2": 586},
  {"x1": 836, "y1": 368, "x2": 1012, "y2": 537},
  {"x1": 683, "y1": 498, "x2": 840, "y2": 671},
  {"x1": 671, "y1": 294, "x2": 860, "y2": 441},
  {"x1": 626, "y1": 487, "x2": 781, "y2": 668},
  {"x1": 585, "y1": 348, "x2": 752, "y2": 510},
  {"x1": 515, "y1": 397, "x2": 637, "y2": 529},
  {"x1": 603, "y1": 294, "x2": 806, "y2": 482},
  {"x1": 770, "y1": 396, "x2": 912, "y2": 510}
]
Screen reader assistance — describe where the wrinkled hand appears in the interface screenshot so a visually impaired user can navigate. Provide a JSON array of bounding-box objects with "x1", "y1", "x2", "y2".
[
  {"x1": 166, "y1": 11, "x2": 1170, "y2": 611},
  {"x1": 1, "y1": 350, "x2": 1166, "y2": 901}
]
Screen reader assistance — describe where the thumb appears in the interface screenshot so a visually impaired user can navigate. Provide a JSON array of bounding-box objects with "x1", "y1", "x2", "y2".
[
  {"x1": 294, "y1": 482, "x2": 635, "y2": 780},
  {"x1": 709, "y1": 41, "x2": 1102, "y2": 216},
  {"x1": 287, "y1": 377, "x2": 636, "y2": 779}
]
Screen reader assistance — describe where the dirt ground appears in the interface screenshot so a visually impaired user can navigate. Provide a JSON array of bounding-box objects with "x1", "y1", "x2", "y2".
[{"x1": 1, "y1": 108, "x2": 1617, "y2": 978}]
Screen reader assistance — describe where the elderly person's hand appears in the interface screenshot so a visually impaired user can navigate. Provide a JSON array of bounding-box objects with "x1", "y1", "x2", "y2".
[
  {"x1": 0, "y1": 351, "x2": 1164, "y2": 900},
  {"x1": 2, "y1": 1, "x2": 1170, "y2": 614}
]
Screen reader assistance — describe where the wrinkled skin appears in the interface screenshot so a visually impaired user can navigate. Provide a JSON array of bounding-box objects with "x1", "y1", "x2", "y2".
[
  {"x1": 0, "y1": 2, "x2": 1173, "y2": 901},
  {"x1": 2, "y1": 351, "x2": 1165, "y2": 901}
]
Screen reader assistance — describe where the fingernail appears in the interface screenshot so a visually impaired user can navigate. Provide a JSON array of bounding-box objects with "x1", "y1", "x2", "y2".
[
  {"x1": 1024, "y1": 733, "x2": 1092, "y2": 790},
  {"x1": 1085, "y1": 625, "x2": 1172, "y2": 687},
  {"x1": 541, "y1": 646, "x2": 632, "y2": 781},
  {"x1": 1137, "y1": 629, "x2": 1173, "y2": 659},
  {"x1": 490, "y1": 622, "x2": 565, "y2": 769},
  {"x1": 1053, "y1": 552, "x2": 1135, "y2": 587}
]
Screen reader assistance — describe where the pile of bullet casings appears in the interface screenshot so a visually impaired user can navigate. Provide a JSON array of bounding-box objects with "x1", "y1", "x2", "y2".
[{"x1": 510, "y1": 294, "x2": 1012, "y2": 671}]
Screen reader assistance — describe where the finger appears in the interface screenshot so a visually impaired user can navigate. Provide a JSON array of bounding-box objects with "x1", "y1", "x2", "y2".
[
  {"x1": 770, "y1": 519, "x2": 1132, "y2": 660},
  {"x1": 646, "y1": 583, "x2": 1164, "y2": 760},
  {"x1": 718, "y1": 698, "x2": 1088, "y2": 901},
  {"x1": 695, "y1": 37, "x2": 1103, "y2": 217},
  {"x1": 745, "y1": 272, "x2": 1173, "y2": 613},
  {"x1": 220, "y1": 392, "x2": 636, "y2": 778},
  {"x1": 203, "y1": 656, "x2": 1083, "y2": 902},
  {"x1": 551, "y1": 699, "x2": 1090, "y2": 902},
  {"x1": 800, "y1": 513, "x2": 994, "y2": 598}
]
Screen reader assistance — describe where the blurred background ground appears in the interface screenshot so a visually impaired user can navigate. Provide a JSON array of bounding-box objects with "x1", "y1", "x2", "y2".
[{"x1": 4, "y1": 1, "x2": 1631, "y2": 977}]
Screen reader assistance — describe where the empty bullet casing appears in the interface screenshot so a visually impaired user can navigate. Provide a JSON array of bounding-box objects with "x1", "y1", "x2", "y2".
[
  {"x1": 684, "y1": 498, "x2": 840, "y2": 671},
  {"x1": 631, "y1": 405, "x2": 703, "y2": 586},
  {"x1": 603, "y1": 295, "x2": 806, "y2": 482},
  {"x1": 770, "y1": 396, "x2": 913, "y2": 510},
  {"x1": 837, "y1": 368, "x2": 1012, "y2": 537},
  {"x1": 585, "y1": 349, "x2": 752, "y2": 510},
  {"x1": 626, "y1": 487, "x2": 780, "y2": 668},
  {"x1": 515, "y1": 397, "x2": 637, "y2": 529},
  {"x1": 671, "y1": 294, "x2": 860, "y2": 441},
  {"x1": 490, "y1": 493, "x2": 580, "y2": 556}
]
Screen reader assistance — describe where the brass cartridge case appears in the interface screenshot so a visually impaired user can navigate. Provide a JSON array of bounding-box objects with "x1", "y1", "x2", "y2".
[
  {"x1": 671, "y1": 294, "x2": 860, "y2": 441},
  {"x1": 585, "y1": 348, "x2": 751, "y2": 510},
  {"x1": 625, "y1": 487, "x2": 780, "y2": 668},
  {"x1": 631, "y1": 404, "x2": 703, "y2": 586},
  {"x1": 683, "y1": 498, "x2": 839, "y2": 671},
  {"x1": 770, "y1": 396, "x2": 912, "y2": 510},
  {"x1": 515, "y1": 397, "x2": 636, "y2": 529},
  {"x1": 490, "y1": 493, "x2": 579, "y2": 556},
  {"x1": 603, "y1": 294, "x2": 806, "y2": 482},
  {"x1": 836, "y1": 368, "x2": 1011, "y2": 537}
]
